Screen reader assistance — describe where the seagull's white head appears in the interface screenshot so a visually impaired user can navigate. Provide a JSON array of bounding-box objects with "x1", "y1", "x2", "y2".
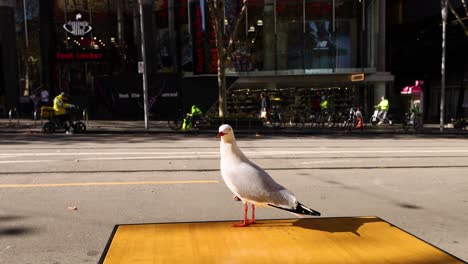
[{"x1": 217, "y1": 124, "x2": 235, "y2": 143}]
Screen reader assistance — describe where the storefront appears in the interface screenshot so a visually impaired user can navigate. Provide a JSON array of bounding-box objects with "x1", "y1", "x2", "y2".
[{"x1": 4, "y1": 0, "x2": 391, "y2": 120}]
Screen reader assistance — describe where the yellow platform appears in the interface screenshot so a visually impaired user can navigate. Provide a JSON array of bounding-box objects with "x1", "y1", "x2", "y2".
[{"x1": 99, "y1": 217, "x2": 464, "y2": 264}]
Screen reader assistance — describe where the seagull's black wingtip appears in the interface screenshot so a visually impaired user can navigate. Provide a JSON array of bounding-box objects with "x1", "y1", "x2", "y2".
[{"x1": 268, "y1": 203, "x2": 321, "y2": 216}]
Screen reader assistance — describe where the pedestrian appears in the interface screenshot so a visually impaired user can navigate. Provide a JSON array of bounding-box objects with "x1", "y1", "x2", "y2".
[
  {"x1": 40, "y1": 88, "x2": 50, "y2": 107},
  {"x1": 260, "y1": 93, "x2": 271, "y2": 120}
]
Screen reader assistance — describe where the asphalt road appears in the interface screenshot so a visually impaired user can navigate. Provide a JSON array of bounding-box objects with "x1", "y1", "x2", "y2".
[{"x1": 0, "y1": 133, "x2": 467, "y2": 263}]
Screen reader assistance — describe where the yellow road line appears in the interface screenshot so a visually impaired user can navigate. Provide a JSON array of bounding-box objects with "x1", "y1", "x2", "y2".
[{"x1": 0, "y1": 180, "x2": 219, "y2": 188}]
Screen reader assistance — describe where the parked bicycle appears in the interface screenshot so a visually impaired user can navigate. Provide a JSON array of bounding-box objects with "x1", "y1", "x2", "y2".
[
  {"x1": 402, "y1": 112, "x2": 423, "y2": 132},
  {"x1": 260, "y1": 105, "x2": 283, "y2": 128},
  {"x1": 283, "y1": 106, "x2": 307, "y2": 128},
  {"x1": 342, "y1": 107, "x2": 363, "y2": 131}
]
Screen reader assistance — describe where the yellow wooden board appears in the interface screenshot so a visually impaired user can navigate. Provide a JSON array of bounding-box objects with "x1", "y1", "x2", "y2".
[{"x1": 99, "y1": 217, "x2": 464, "y2": 264}]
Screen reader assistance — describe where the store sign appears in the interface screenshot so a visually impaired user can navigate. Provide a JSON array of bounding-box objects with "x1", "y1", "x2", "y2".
[
  {"x1": 351, "y1": 73, "x2": 365, "y2": 82},
  {"x1": 162, "y1": 92, "x2": 178, "y2": 98},
  {"x1": 63, "y1": 13, "x2": 92, "y2": 36},
  {"x1": 56, "y1": 51, "x2": 104, "y2": 61}
]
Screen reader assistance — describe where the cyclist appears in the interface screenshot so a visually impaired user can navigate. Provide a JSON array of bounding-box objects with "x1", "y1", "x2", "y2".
[
  {"x1": 376, "y1": 96, "x2": 389, "y2": 124},
  {"x1": 182, "y1": 105, "x2": 203, "y2": 130},
  {"x1": 53, "y1": 92, "x2": 76, "y2": 134},
  {"x1": 320, "y1": 95, "x2": 328, "y2": 111},
  {"x1": 409, "y1": 101, "x2": 421, "y2": 126}
]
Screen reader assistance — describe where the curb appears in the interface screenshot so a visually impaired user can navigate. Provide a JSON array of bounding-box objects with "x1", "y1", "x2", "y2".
[{"x1": 1, "y1": 126, "x2": 468, "y2": 136}]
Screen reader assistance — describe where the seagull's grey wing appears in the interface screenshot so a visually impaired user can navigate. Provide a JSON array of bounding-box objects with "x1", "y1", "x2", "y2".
[{"x1": 231, "y1": 160, "x2": 297, "y2": 207}]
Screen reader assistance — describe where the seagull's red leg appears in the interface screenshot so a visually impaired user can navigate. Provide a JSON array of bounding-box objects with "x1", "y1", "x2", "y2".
[
  {"x1": 233, "y1": 203, "x2": 251, "y2": 227},
  {"x1": 246, "y1": 204, "x2": 256, "y2": 224}
]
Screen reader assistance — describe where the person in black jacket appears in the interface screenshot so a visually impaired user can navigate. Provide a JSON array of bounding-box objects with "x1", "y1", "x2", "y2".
[{"x1": 260, "y1": 93, "x2": 271, "y2": 120}]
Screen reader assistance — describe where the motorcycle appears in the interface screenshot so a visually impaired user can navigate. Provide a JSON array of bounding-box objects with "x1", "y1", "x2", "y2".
[
  {"x1": 370, "y1": 106, "x2": 393, "y2": 126},
  {"x1": 41, "y1": 106, "x2": 86, "y2": 133}
]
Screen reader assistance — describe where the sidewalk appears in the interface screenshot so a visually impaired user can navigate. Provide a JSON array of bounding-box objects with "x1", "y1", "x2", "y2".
[{"x1": 1, "y1": 118, "x2": 467, "y2": 135}]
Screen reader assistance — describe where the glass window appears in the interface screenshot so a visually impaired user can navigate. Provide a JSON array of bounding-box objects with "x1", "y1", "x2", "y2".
[
  {"x1": 276, "y1": 0, "x2": 304, "y2": 71},
  {"x1": 175, "y1": 0, "x2": 192, "y2": 72},
  {"x1": 15, "y1": 0, "x2": 41, "y2": 97},
  {"x1": 230, "y1": 0, "x2": 250, "y2": 72},
  {"x1": 304, "y1": 0, "x2": 333, "y2": 69},
  {"x1": 154, "y1": 0, "x2": 174, "y2": 72},
  {"x1": 262, "y1": 0, "x2": 275, "y2": 71},
  {"x1": 241, "y1": 0, "x2": 264, "y2": 71},
  {"x1": 335, "y1": 0, "x2": 359, "y2": 69},
  {"x1": 366, "y1": 0, "x2": 378, "y2": 69}
]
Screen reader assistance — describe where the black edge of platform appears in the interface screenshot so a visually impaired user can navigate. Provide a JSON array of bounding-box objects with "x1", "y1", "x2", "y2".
[
  {"x1": 104, "y1": 215, "x2": 370, "y2": 227},
  {"x1": 98, "y1": 225, "x2": 119, "y2": 264},
  {"x1": 379, "y1": 217, "x2": 467, "y2": 264}
]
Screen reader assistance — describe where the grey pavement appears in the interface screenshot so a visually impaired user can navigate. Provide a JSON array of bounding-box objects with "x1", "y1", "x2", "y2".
[{"x1": 1, "y1": 118, "x2": 468, "y2": 136}]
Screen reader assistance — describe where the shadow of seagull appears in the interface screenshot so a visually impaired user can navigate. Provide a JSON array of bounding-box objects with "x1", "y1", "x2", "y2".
[
  {"x1": 253, "y1": 217, "x2": 383, "y2": 237},
  {"x1": 292, "y1": 217, "x2": 383, "y2": 237}
]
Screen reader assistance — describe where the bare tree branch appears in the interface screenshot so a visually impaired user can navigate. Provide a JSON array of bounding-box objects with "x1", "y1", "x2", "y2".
[{"x1": 226, "y1": 0, "x2": 247, "y2": 58}]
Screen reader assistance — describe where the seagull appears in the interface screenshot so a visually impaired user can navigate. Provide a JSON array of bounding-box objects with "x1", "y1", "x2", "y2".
[{"x1": 217, "y1": 124, "x2": 321, "y2": 227}]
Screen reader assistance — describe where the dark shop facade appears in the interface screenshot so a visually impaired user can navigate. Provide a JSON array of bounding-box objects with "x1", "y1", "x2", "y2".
[{"x1": 1, "y1": 0, "x2": 392, "y2": 120}]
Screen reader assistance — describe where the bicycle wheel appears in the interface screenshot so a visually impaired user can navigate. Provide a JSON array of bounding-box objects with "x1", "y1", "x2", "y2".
[
  {"x1": 270, "y1": 113, "x2": 282, "y2": 128},
  {"x1": 286, "y1": 116, "x2": 299, "y2": 128},
  {"x1": 42, "y1": 122, "x2": 56, "y2": 133},
  {"x1": 317, "y1": 114, "x2": 326, "y2": 128},
  {"x1": 168, "y1": 118, "x2": 183, "y2": 130},
  {"x1": 327, "y1": 115, "x2": 335, "y2": 128},
  {"x1": 73, "y1": 122, "x2": 86, "y2": 133}
]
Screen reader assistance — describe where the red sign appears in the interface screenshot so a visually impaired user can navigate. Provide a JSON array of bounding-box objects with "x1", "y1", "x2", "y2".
[{"x1": 56, "y1": 51, "x2": 104, "y2": 61}]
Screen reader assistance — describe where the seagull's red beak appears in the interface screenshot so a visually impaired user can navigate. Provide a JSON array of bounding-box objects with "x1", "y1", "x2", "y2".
[{"x1": 217, "y1": 131, "x2": 225, "y2": 138}]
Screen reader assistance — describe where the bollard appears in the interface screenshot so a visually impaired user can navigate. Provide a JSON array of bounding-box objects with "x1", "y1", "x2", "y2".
[
  {"x1": 82, "y1": 108, "x2": 89, "y2": 127},
  {"x1": 33, "y1": 109, "x2": 38, "y2": 128},
  {"x1": 9, "y1": 108, "x2": 19, "y2": 127}
]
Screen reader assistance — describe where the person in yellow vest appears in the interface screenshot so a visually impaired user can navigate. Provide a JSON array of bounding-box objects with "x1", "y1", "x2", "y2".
[
  {"x1": 320, "y1": 95, "x2": 328, "y2": 111},
  {"x1": 53, "y1": 92, "x2": 75, "y2": 133},
  {"x1": 182, "y1": 105, "x2": 203, "y2": 130},
  {"x1": 377, "y1": 96, "x2": 389, "y2": 124}
]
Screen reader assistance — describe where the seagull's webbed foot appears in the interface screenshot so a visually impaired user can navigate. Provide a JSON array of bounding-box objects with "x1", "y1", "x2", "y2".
[
  {"x1": 233, "y1": 221, "x2": 252, "y2": 227},
  {"x1": 233, "y1": 203, "x2": 256, "y2": 227}
]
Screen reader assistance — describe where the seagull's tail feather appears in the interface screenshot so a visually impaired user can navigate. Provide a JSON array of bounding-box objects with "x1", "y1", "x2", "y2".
[{"x1": 268, "y1": 202, "x2": 321, "y2": 216}]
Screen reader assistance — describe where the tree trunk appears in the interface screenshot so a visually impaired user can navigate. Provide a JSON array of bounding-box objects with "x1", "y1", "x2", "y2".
[
  {"x1": 218, "y1": 52, "x2": 227, "y2": 117},
  {"x1": 207, "y1": 0, "x2": 247, "y2": 117}
]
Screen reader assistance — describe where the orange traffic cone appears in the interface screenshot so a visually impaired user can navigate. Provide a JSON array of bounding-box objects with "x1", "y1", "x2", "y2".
[{"x1": 355, "y1": 116, "x2": 363, "y2": 129}]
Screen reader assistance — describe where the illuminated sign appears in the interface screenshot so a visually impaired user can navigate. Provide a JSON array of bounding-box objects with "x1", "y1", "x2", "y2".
[
  {"x1": 351, "y1": 73, "x2": 365, "y2": 82},
  {"x1": 56, "y1": 51, "x2": 104, "y2": 61},
  {"x1": 63, "y1": 13, "x2": 93, "y2": 36}
]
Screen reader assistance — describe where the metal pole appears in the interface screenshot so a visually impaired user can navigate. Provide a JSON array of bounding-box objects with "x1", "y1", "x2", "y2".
[
  {"x1": 88, "y1": 0, "x2": 93, "y2": 41},
  {"x1": 139, "y1": 0, "x2": 149, "y2": 129},
  {"x1": 64, "y1": 0, "x2": 69, "y2": 48},
  {"x1": 440, "y1": 0, "x2": 448, "y2": 131},
  {"x1": 23, "y1": 0, "x2": 29, "y2": 48}
]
